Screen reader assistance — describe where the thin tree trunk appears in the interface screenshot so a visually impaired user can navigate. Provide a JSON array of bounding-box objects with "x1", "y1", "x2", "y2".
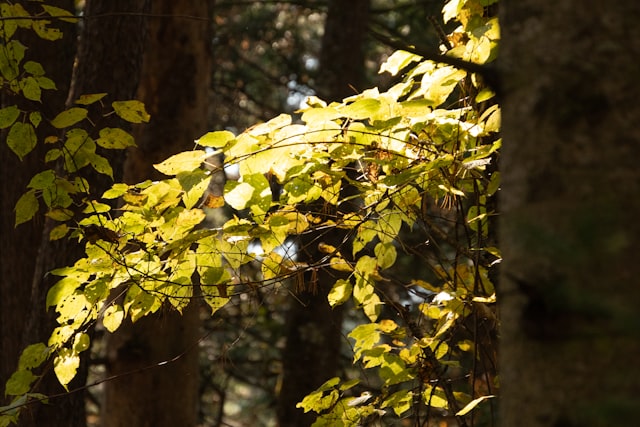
[
  {"x1": 277, "y1": 2, "x2": 370, "y2": 426},
  {"x1": 500, "y1": 2, "x2": 640, "y2": 426},
  {"x1": 102, "y1": 1, "x2": 212, "y2": 426}
]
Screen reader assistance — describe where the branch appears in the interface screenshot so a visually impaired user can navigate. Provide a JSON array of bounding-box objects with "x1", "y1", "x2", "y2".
[{"x1": 368, "y1": 26, "x2": 500, "y2": 93}]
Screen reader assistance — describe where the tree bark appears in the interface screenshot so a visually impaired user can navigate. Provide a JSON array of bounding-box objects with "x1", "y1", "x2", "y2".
[
  {"x1": 0, "y1": 2, "x2": 76, "y2": 426},
  {"x1": 101, "y1": 1, "x2": 212, "y2": 426},
  {"x1": 20, "y1": 1, "x2": 149, "y2": 425},
  {"x1": 276, "y1": 2, "x2": 370, "y2": 426},
  {"x1": 500, "y1": 2, "x2": 640, "y2": 426}
]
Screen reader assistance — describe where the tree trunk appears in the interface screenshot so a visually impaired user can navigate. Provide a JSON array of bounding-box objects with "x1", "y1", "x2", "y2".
[
  {"x1": 500, "y1": 2, "x2": 640, "y2": 426},
  {"x1": 101, "y1": 1, "x2": 212, "y2": 426},
  {"x1": 0, "y1": 2, "x2": 76, "y2": 426},
  {"x1": 22, "y1": 1, "x2": 149, "y2": 425},
  {"x1": 276, "y1": 2, "x2": 370, "y2": 426}
]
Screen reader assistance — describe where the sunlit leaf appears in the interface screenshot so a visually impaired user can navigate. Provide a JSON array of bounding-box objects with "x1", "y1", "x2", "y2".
[
  {"x1": 196, "y1": 130, "x2": 235, "y2": 148},
  {"x1": 456, "y1": 394, "x2": 495, "y2": 416},
  {"x1": 53, "y1": 349, "x2": 79, "y2": 388},
  {"x1": 328, "y1": 279, "x2": 352, "y2": 307},
  {"x1": 154, "y1": 150, "x2": 207, "y2": 175}
]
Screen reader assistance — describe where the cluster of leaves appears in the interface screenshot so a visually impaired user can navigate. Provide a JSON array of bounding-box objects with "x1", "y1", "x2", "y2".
[
  {"x1": 2, "y1": 0, "x2": 500, "y2": 425},
  {"x1": 0, "y1": 4, "x2": 150, "y2": 424}
]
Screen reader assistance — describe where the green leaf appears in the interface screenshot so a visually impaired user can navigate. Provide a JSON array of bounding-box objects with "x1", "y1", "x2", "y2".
[
  {"x1": 54, "y1": 348, "x2": 80, "y2": 388},
  {"x1": 382, "y1": 389, "x2": 413, "y2": 416},
  {"x1": 36, "y1": 76, "x2": 56, "y2": 90},
  {"x1": 28, "y1": 169, "x2": 56, "y2": 189},
  {"x1": 32, "y1": 20, "x2": 63, "y2": 41},
  {"x1": 112, "y1": 100, "x2": 150, "y2": 123},
  {"x1": 7, "y1": 122, "x2": 37, "y2": 160},
  {"x1": 328, "y1": 279, "x2": 352, "y2": 307},
  {"x1": 91, "y1": 154, "x2": 114, "y2": 178},
  {"x1": 75, "y1": 93, "x2": 107, "y2": 105},
  {"x1": 102, "y1": 183, "x2": 130, "y2": 199},
  {"x1": 29, "y1": 111, "x2": 42, "y2": 128},
  {"x1": 46, "y1": 277, "x2": 81, "y2": 308},
  {"x1": 50, "y1": 107, "x2": 88, "y2": 128},
  {"x1": 5, "y1": 370, "x2": 37, "y2": 396},
  {"x1": 41, "y1": 4, "x2": 78, "y2": 23},
  {"x1": 50, "y1": 224, "x2": 70, "y2": 240},
  {"x1": 20, "y1": 76, "x2": 41, "y2": 101},
  {"x1": 348, "y1": 323, "x2": 380, "y2": 361},
  {"x1": 14, "y1": 189, "x2": 39, "y2": 226},
  {"x1": 374, "y1": 242, "x2": 397, "y2": 270},
  {"x1": 97, "y1": 127, "x2": 136, "y2": 149},
  {"x1": 154, "y1": 150, "x2": 207, "y2": 175},
  {"x1": 0, "y1": 105, "x2": 20, "y2": 129},
  {"x1": 196, "y1": 130, "x2": 235, "y2": 148},
  {"x1": 103, "y1": 305, "x2": 124, "y2": 332}
]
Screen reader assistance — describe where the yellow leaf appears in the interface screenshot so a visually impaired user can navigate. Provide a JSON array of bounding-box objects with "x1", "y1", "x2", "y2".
[{"x1": 54, "y1": 349, "x2": 80, "y2": 388}]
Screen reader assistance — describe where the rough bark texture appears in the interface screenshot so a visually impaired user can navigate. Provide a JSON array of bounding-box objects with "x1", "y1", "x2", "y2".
[
  {"x1": 316, "y1": 0, "x2": 370, "y2": 101},
  {"x1": 18, "y1": 1, "x2": 149, "y2": 425},
  {"x1": 276, "y1": 2, "x2": 370, "y2": 426},
  {"x1": 500, "y1": 2, "x2": 640, "y2": 426},
  {"x1": 101, "y1": 1, "x2": 212, "y2": 426},
  {"x1": 0, "y1": 2, "x2": 76, "y2": 426}
]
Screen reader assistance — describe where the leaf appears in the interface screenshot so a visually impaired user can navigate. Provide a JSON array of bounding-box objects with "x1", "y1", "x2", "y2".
[
  {"x1": 28, "y1": 169, "x2": 56, "y2": 189},
  {"x1": 0, "y1": 105, "x2": 20, "y2": 129},
  {"x1": 97, "y1": 127, "x2": 136, "y2": 149},
  {"x1": 41, "y1": 4, "x2": 78, "y2": 23},
  {"x1": 20, "y1": 76, "x2": 41, "y2": 101},
  {"x1": 328, "y1": 279, "x2": 352, "y2": 307},
  {"x1": 50, "y1": 224, "x2": 70, "y2": 240},
  {"x1": 456, "y1": 395, "x2": 495, "y2": 416},
  {"x1": 91, "y1": 154, "x2": 114, "y2": 178},
  {"x1": 75, "y1": 93, "x2": 107, "y2": 105},
  {"x1": 196, "y1": 130, "x2": 235, "y2": 148},
  {"x1": 340, "y1": 98, "x2": 381, "y2": 120},
  {"x1": 18, "y1": 343, "x2": 50, "y2": 370},
  {"x1": 14, "y1": 189, "x2": 39, "y2": 226},
  {"x1": 24, "y1": 60, "x2": 45, "y2": 76},
  {"x1": 224, "y1": 181, "x2": 254, "y2": 211},
  {"x1": 154, "y1": 150, "x2": 207, "y2": 175},
  {"x1": 102, "y1": 304, "x2": 124, "y2": 333},
  {"x1": 5, "y1": 370, "x2": 37, "y2": 396},
  {"x1": 382, "y1": 390, "x2": 413, "y2": 416},
  {"x1": 374, "y1": 242, "x2": 397, "y2": 269},
  {"x1": 51, "y1": 107, "x2": 88, "y2": 129},
  {"x1": 379, "y1": 50, "x2": 422, "y2": 76},
  {"x1": 112, "y1": 100, "x2": 150, "y2": 123},
  {"x1": 30, "y1": 111, "x2": 42, "y2": 128},
  {"x1": 7, "y1": 122, "x2": 37, "y2": 160},
  {"x1": 53, "y1": 348, "x2": 80, "y2": 388},
  {"x1": 349, "y1": 323, "x2": 381, "y2": 361}
]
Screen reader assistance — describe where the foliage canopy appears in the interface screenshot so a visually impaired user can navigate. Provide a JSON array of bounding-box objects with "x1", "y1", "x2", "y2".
[{"x1": 1, "y1": 0, "x2": 500, "y2": 425}]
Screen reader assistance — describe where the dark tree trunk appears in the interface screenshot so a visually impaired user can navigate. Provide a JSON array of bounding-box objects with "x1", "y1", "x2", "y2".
[
  {"x1": 500, "y1": 1, "x2": 640, "y2": 426},
  {"x1": 101, "y1": 1, "x2": 213, "y2": 426},
  {"x1": 0, "y1": 2, "x2": 76, "y2": 426},
  {"x1": 17, "y1": 1, "x2": 149, "y2": 425},
  {"x1": 276, "y1": 2, "x2": 370, "y2": 426}
]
